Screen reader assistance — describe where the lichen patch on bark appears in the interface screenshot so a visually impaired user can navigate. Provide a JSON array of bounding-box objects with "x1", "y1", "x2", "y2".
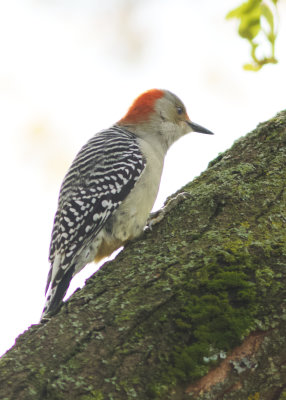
[{"x1": 185, "y1": 330, "x2": 266, "y2": 397}]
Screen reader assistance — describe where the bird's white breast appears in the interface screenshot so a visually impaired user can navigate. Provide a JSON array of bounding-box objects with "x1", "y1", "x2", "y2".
[{"x1": 107, "y1": 137, "x2": 165, "y2": 242}]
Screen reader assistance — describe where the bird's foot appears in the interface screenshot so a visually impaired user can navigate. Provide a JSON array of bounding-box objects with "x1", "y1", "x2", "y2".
[{"x1": 146, "y1": 192, "x2": 191, "y2": 230}]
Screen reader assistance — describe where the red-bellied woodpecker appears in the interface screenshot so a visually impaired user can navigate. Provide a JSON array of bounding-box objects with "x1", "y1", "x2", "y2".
[{"x1": 42, "y1": 89, "x2": 214, "y2": 320}]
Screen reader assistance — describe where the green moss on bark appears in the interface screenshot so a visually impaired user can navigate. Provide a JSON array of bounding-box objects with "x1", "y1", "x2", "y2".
[{"x1": 1, "y1": 110, "x2": 286, "y2": 400}]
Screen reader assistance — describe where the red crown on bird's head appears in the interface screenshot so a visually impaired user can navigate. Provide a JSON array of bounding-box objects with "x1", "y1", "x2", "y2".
[{"x1": 118, "y1": 89, "x2": 164, "y2": 125}]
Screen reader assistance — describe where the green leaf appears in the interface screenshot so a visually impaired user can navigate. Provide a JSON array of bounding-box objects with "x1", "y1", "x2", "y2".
[
  {"x1": 261, "y1": 3, "x2": 274, "y2": 31},
  {"x1": 239, "y1": 16, "x2": 261, "y2": 40},
  {"x1": 226, "y1": 0, "x2": 262, "y2": 19},
  {"x1": 243, "y1": 63, "x2": 262, "y2": 71}
]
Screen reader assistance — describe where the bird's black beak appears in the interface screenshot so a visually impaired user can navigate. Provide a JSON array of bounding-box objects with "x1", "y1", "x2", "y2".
[{"x1": 187, "y1": 121, "x2": 214, "y2": 135}]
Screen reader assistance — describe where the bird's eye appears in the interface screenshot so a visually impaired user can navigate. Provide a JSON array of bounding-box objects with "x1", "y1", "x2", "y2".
[{"x1": 177, "y1": 106, "x2": 183, "y2": 115}]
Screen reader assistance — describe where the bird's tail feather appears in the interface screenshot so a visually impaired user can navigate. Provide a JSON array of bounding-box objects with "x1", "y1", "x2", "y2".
[{"x1": 41, "y1": 265, "x2": 75, "y2": 321}]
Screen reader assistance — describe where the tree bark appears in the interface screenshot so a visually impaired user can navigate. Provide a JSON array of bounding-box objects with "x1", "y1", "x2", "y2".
[{"x1": 1, "y1": 111, "x2": 286, "y2": 400}]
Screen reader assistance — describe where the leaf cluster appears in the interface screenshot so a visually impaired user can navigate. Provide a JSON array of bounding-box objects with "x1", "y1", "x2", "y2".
[{"x1": 226, "y1": 0, "x2": 278, "y2": 71}]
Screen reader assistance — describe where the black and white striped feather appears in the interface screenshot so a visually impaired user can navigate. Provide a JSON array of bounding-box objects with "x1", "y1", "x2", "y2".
[{"x1": 45, "y1": 125, "x2": 146, "y2": 298}]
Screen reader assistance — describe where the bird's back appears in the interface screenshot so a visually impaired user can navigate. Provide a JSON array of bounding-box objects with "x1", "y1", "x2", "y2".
[{"x1": 43, "y1": 126, "x2": 146, "y2": 317}]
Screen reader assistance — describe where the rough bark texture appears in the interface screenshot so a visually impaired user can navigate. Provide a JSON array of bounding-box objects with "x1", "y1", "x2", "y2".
[{"x1": 1, "y1": 111, "x2": 286, "y2": 400}]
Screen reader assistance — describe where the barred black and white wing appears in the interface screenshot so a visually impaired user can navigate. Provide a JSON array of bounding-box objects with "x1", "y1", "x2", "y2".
[{"x1": 43, "y1": 126, "x2": 146, "y2": 317}]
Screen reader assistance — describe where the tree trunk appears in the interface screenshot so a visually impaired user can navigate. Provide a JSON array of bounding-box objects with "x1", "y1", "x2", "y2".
[{"x1": 1, "y1": 111, "x2": 286, "y2": 400}]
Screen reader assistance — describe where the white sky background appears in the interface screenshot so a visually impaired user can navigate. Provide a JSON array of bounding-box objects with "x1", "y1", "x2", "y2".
[{"x1": 1, "y1": 0, "x2": 286, "y2": 356}]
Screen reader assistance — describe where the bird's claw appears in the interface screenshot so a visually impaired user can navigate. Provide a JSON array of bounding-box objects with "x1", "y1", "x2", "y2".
[{"x1": 146, "y1": 191, "x2": 191, "y2": 230}]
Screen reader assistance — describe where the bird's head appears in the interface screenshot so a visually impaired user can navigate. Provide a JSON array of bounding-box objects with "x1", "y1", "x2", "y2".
[{"x1": 118, "y1": 89, "x2": 214, "y2": 150}]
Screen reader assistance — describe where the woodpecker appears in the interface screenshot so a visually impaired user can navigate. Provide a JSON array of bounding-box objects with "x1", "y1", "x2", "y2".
[{"x1": 42, "y1": 89, "x2": 214, "y2": 320}]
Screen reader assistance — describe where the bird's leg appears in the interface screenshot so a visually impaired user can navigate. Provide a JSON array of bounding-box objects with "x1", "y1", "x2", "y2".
[{"x1": 146, "y1": 191, "x2": 191, "y2": 230}]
